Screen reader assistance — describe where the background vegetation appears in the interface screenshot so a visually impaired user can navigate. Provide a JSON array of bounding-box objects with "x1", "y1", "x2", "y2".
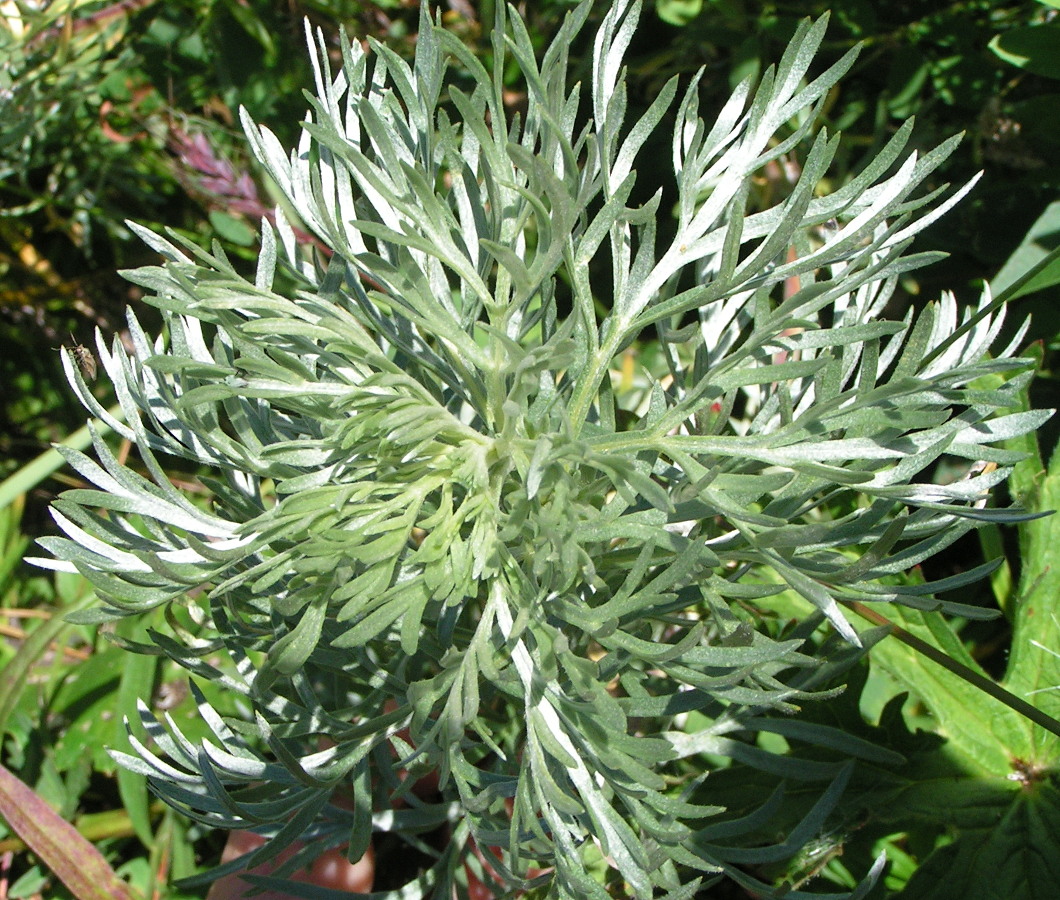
[{"x1": 0, "y1": 0, "x2": 1058, "y2": 897}]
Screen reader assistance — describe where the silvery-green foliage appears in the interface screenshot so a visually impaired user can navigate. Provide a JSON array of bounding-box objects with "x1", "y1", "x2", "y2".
[{"x1": 32, "y1": 1, "x2": 1048, "y2": 897}]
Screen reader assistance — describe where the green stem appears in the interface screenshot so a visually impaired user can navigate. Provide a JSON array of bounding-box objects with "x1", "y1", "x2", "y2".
[{"x1": 568, "y1": 321, "x2": 626, "y2": 437}]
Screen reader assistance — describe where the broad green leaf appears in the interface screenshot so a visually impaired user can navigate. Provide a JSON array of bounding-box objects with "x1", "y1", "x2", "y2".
[
  {"x1": 656, "y1": 0, "x2": 703, "y2": 27},
  {"x1": 865, "y1": 605, "x2": 1032, "y2": 774},
  {"x1": 895, "y1": 784, "x2": 1060, "y2": 900},
  {"x1": 51, "y1": 645, "x2": 130, "y2": 773},
  {"x1": 207, "y1": 210, "x2": 257, "y2": 247},
  {"x1": 989, "y1": 25, "x2": 1060, "y2": 79},
  {"x1": 991, "y1": 201, "x2": 1060, "y2": 301},
  {"x1": 1000, "y1": 419, "x2": 1060, "y2": 752}
]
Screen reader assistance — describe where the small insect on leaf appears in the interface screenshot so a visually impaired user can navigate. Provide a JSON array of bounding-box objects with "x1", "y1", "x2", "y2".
[{"x1": 66, "y1": 334, "x2": 97, "y2": 382}]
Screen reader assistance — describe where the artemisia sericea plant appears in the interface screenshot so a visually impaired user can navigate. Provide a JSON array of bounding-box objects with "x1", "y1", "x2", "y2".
[{"x1": 31, "y1": 1, "x2": 1051, "y2": 897}]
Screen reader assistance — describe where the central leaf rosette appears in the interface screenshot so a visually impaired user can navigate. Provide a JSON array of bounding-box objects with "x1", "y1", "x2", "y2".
[{"x1": 243, "y1": 352, "x2": 674, "y2": 673}]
